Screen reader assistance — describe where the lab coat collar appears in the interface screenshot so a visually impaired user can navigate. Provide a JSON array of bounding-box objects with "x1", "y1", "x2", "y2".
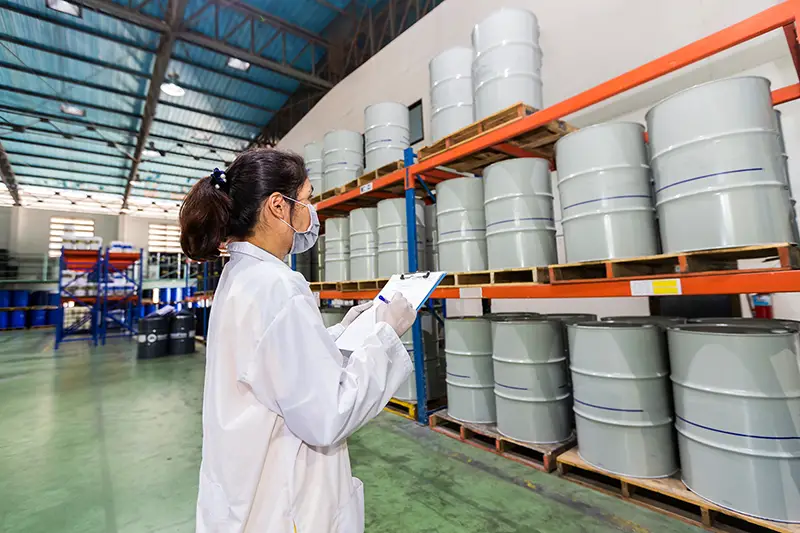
[{"x1": 226, "y1": 241, "x2": 286, "y2": 266}]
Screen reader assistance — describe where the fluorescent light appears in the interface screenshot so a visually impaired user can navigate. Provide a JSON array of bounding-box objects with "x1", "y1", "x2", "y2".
[
  {"x1": 60, "y1": 104, "x2": 85, "y2": 117},
  {"x1": 142, "y1": 149, "x2": 161, "y2": 157},
  {"x1": 46, "y1": 0, "x2": 81, "y2": 17},
  {"x1": 192, "y1": 132, "x2": 212, "y2": 141},
  {"x1": 160, "y1": 82, "x2": 185, "y2": 97},
  {"x1": 226, "y1": 57, "x2": 251, "y2": 71}
]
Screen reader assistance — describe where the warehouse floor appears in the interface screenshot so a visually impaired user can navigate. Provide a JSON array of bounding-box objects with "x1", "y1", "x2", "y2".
[{"x1": 0, "y1": 332, "x2": 702, "y2": 533}]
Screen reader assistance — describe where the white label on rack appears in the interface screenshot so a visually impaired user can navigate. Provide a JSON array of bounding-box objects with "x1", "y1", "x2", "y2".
[
  {"x1": 314, "y1": 292, "x2": 321, "y2": 307},
  {"x1": 459, "y1": 287, "x2": 483, "y2": 299},
  {"x1": 630, "y1": 279, "x2": 682, "y2": 296},
  {"x1": 360, "y1": 182, "x2": 373, "y2": 194}
]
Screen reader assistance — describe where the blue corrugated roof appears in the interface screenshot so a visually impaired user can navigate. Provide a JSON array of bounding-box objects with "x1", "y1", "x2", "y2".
[{"x1": 0, "y1": 0, "x2": 384, "y2": 205}]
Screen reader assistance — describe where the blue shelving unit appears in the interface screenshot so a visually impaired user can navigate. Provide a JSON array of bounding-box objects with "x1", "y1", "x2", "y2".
[
  {"x1": 55, "y1": 249, "x2": 102, "y2": 349},
  {"x1": 100, "y1": 248, "x2": 143, "y2": 345}
]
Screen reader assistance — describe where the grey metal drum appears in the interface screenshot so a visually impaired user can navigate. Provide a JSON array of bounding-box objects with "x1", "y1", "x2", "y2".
[
  {"x1": 484, "y1": 158, "x2": 556, "y2": 269},
  {"x1": 445, "y1": 317, "x2": 495, "y2": 423},
  {"x1": 569, "y1": 322, "x2": 678, "y2": 478},
  {"x1": 322, "y1": 129, "x2": 364, "y2": 191},
  {"x1": 556, "y1": 122, "x2": 658, "y2": 262},
  {"x1": 601, "y1": 315, "x2": 686, "y2": 328},
  {"x1": 687, "y1": 316, "x2": 800, "y2": 332},
  {"x1": 424, "y1": 204, "x2": 439, "y2": 271},
  {"x1": 492, "y1": 315, "x2": 571, "y2": 444},
  {"x1": 471, "y1": 8, "x2": 542, "y2": 119},
  {"x1": 349, "y1": 207, "x2": 378, "y2": 280},
  {"x1": 364, "y1": 102, "x2": 410, "y2": 172},
  {"x1": 647, "y1": 77, "x2": 793, "y2": 252},
  {"x1": 304, "y1": 141, "x2": 323, "y2": 192},
  {"x1": 437, "y1": 178, "x2": 487, "y2": 272},
  {"x1": 668, "y1": 325, "x2": 800, "y2": 522},
  {"x1": 395, "y1": 313, "x2": 444, "y2": 402},
  {"x1": 324, "y1": 218, "x2": 349, "y2": 282},
  {"x1": 775, "y1": 110, "x2": 800, "y2": 244},
  {"x1": 377, "y1": 198, "x2": 425, "y2": 277},
  {"x1": 430, "y1": 47, "x2": 474, "y2": 141}
]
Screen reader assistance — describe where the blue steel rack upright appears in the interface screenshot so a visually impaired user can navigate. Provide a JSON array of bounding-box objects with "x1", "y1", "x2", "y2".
[
  {"x1": 100, "y1": 248, "x2": 143, "y2": 345},
  {"x1": 55, "y1": 248, "x2": 103, "y2": 349}
]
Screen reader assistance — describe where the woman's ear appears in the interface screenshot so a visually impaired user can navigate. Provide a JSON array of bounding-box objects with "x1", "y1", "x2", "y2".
[{"x1": 262, "y1": 192, "x2": 286, "y2": 224}]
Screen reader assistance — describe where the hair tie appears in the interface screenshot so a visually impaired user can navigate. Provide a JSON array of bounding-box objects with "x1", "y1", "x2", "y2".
[{"x1": 211, "y1": 168, "x2": 229, "y2": 192}]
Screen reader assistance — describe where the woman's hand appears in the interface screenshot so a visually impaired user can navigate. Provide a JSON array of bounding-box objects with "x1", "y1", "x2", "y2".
[
  {"x1": 340, "y1": 300, "x2": 374, "y2": 329},
  {"x1": 375, "y1": 293, "x2": 416, "y2": 337}
]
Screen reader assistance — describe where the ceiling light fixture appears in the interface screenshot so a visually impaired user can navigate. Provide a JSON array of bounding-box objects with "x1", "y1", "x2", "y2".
[
  {"x1": 142, "y1": 149, "x2": 161, "y2": 158},
  {"x1": 60, "y1": 103, "x2": 85, "y2": 117},
  {"x1": 46, "y1": 0, "x2": 81, "y2": 17},
  {"x1": 160, "y1": 72, "x2": 185, "y2": 97},
  {"x1": 226, "y1": 57, "x2": 251, "y2": 71},
  {"x1": 191, "y1": 132, "x2": 211, "y2": 141}
]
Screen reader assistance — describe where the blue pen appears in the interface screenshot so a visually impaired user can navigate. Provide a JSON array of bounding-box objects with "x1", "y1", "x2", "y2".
[{"x1": 378, "y1": 295, "x2": 390, "y2": 304}]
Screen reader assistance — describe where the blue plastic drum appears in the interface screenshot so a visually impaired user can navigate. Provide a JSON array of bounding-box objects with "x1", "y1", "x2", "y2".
[
  {"x1": 145, "y1": 304, "x2": 157, "y2": 315},
  {"x1": 0, "y1": 290, "x2": 10, "y2": 308},
  {"x1": 46, "y1": 309, "x2": 59, "y2": 326},
  {"x1": 29, "y1": 309, "x2": 46, "y2": 327},
  {"x1": 10, "y1": 310, "x2": 26, "y2": 328},
  {"x1": 48, "y1": 292, "x2": 60, "y2": 307},
  {"x1": 0, "y1": 311, "x2": 8, "y2": 329},
  {"x1": 159, "y1": 288, "x2": 170, "y2": 304},
  {"x1": 169, "y1": 287, "x2": 178, "y2": 303},
  {"x1": 12, "y1": 290, "x2": 29, "y2": 308}
]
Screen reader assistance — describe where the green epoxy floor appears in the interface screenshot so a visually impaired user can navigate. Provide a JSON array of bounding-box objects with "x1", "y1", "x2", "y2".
[{"x1": 0, "y1": 332, "x2": 702, "y2": 533}]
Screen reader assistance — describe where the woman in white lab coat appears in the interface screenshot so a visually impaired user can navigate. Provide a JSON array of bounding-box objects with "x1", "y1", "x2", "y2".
[{"x1": 180, "y1": 148, "x2": 416, "y2": 533}]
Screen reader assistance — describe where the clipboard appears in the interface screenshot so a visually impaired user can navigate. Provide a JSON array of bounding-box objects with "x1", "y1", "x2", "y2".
[{"x1": 334, "y1": 271, "x2": 446, "y2": 351}]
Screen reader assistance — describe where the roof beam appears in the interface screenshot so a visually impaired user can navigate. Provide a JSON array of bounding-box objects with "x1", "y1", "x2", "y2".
[
  {"x1": 0, "y1": 141, "x2": 21, "y2": 205},
  {"x1": 214, "y1": 0, "x2": 331, "y2": 47},
  {"x1": 123, "y1": 0, "x2": 190, "y2": 208}
]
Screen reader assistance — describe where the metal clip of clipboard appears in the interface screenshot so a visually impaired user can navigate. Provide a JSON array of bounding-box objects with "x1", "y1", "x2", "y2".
[{"x1": 399, "y1": 271, "x2": 431, "y2": 280}]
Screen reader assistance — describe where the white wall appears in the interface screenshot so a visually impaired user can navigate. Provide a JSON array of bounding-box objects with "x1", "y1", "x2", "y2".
[
  {"x1": 0, "y1": 206, "x2": 11, "y2": 249},
  {"x1": 8, "y1": 207, "x2": 119, "y2": 255},
  {"x1": 279, "y1": 0, "x2": 798, "y2": 318},
  {"x1": 117, "y1": 214, "x2": 178, "y2": 251}
]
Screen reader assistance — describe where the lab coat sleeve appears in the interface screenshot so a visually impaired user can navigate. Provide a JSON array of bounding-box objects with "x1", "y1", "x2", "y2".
[
  {"x1": 326, "y1": 323, "x2": 345, "y2": 341},
  {"x1": 244, "y1": 294, "x2": 412, "y2": 447}
]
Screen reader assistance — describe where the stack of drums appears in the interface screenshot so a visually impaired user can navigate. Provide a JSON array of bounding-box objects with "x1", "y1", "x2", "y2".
[
  {"x1": 320, "y1": 307, "x2": 347, "y2": 328},
  {"x1": 429, "y1": 46, "x2": 474, "y2": 141},
  {"x1": 303, "y1": 141, "x2": 323, "y2": 193},
  {"x1": 472, "y1": 8, "x2": 543, "y2": 120},
  {"x1": 137, "y1": 314, "x2": 169, "y2": 359},
  {"x1": 437, "y1": 178, "x2": 487, "y2": 272},
  {"x1": 444, "y1": 317, "x2": 495, "y2": 423},
  {"x1": 424, "y1": 204, "x2": 439, "y2": 271},
  {"x1": 647, "y1": 76, "x2": 793, "y2": 252},
  {"x1": 322, "y1": 130, "x2": 363, "y2": 191},
  {"x1": 315, "y1": 236, "x2": 325, "y2": 282},
  {"x1": 395, "y1": 312, "x2": 445, "y2": 402},
  {"x1": 484, "y1": 158, "x2": 557, "y2": 269},
  {"x1": 364, "y1": 102, "x2": 410, "y2": 172},
  {"x1": 492, "y1": 314, "x2": 572, "y2": 443},
  {"x1": 688, "y1": 316, "x2": 800, "y2": 331},
  {"x1": 349, "y1": 208, "x2": 378, "y2": 280},
  {"x1": 668, "y1": 324, "x2": 800, "y2": 522},
  {"x1": 324, "y1": 218, "x2": 350, "y2": 282},
  {"x1": 377, "y1": 198, "x2": 425, "y2": 277},
  {"x1": 569, "y1": 320, "x2": 678, "y2": 478},
  {"x1": 556, "y1": 122, "x2": 659, "y2": 262}
]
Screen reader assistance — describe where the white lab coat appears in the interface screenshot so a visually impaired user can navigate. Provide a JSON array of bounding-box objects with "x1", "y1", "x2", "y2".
[{"x1": 196, "y1": 241, "x2": 412, "y2": 533}]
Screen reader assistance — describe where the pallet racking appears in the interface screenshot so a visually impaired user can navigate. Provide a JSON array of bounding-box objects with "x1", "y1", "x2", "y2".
[
  {"x1": 305, "y1": 1, "x2": 800, "y2": 431},
  {"x1": 100, "y1": 249, "x2": 143, "y2": 345}
]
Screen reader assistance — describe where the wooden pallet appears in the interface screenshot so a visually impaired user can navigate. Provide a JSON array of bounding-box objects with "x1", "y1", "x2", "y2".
[
  {"x1": 439, "y1": 267, "x2": 549, "y2": 287},
  {"x1": 338, "y1": 278, "x2": 389, "y2": 292},
  {"x1": 429, "y1": 411, "x2": 575, "y2": 473},
  {"x1": 311, "y1": 161, "x2": 405, "y2": 204},
  {"x1": 549, "y1": 243, "x2": 800, "y2": 283},
  {"x1": 557, "y1": 449, "x2": 799, "y2": 533},
  {"x1": 309, "y1": 281, "x2": 339, "y2": 292},
  {"x1": 384, "y1": 396, "x2": 446, "y2": 421},
  {"x1": 418, "y1": 102, "x2": 577, "y2": 173}
]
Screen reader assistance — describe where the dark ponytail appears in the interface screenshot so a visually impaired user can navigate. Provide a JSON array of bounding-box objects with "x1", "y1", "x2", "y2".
[{"x1": 180, "y1": 148, "x2": 307, "y2": 261}]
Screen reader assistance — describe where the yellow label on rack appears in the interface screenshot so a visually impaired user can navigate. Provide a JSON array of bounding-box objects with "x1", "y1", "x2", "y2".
[{"x1": 629, "y1": 279, "x2": 682, "y2": 296}]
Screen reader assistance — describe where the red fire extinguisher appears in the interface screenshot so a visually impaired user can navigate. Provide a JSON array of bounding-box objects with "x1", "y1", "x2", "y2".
[{"x1": 750, "y1": 293, "x2": 774, "y2": 319}]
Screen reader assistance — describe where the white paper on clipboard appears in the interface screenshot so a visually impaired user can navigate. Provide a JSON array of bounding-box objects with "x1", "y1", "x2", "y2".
[{"x1": 334, "y1": 271, "x2": 446, "y2": 352}]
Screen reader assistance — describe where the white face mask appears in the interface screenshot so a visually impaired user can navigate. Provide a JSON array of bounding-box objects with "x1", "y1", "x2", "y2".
[{"x1": 279, "y1": 195, "x2": 320, "y2": 254}]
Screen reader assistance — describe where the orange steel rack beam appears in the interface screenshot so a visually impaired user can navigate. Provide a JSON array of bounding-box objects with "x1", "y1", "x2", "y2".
[{"x1": 317, "y1": 269, "x2": 800, "y2": 300}]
